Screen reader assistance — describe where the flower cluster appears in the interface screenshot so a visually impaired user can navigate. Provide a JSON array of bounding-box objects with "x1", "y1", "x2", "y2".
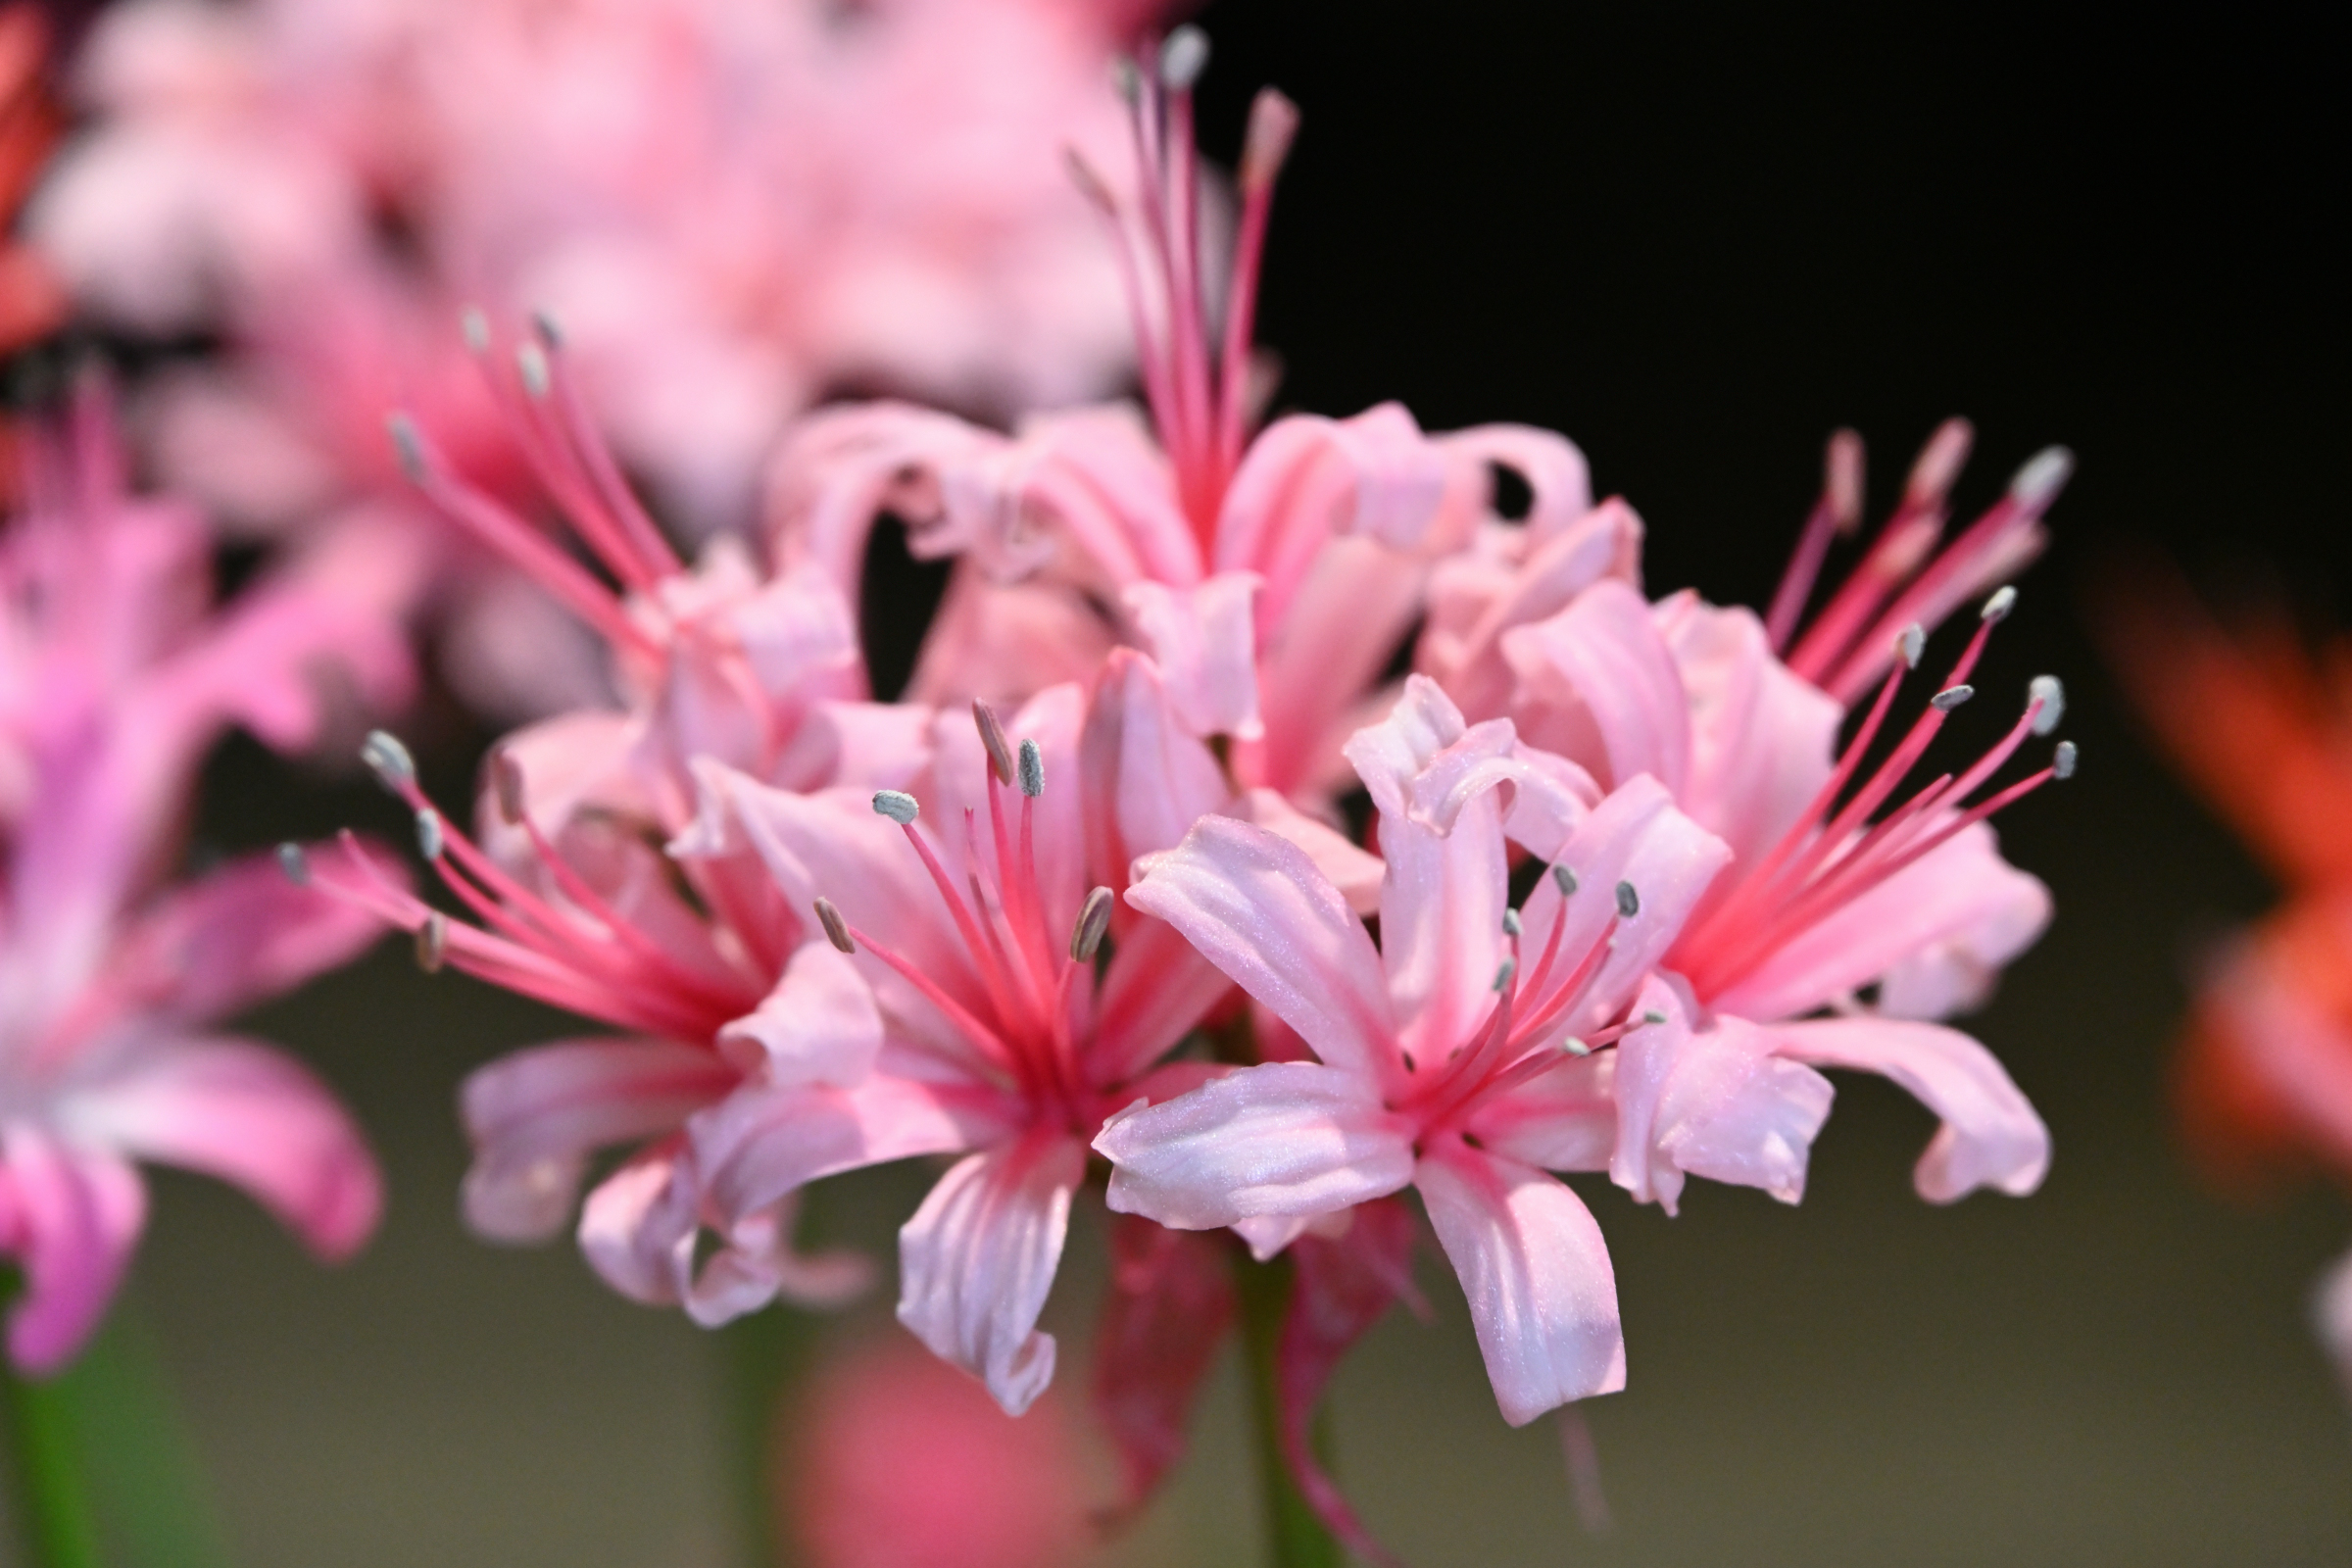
[
  {"x1": 311, "y1": 30, "x2": 2075, "y2": 1545},
  {"x1": 0, "y1": 375, "x2": 413, "y2": 1373}
]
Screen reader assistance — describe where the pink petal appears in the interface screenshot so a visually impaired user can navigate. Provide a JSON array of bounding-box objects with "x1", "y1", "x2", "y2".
[
  {"x1": 1402, "y1": 718, "x2": 1600, "y2": 862},
  {"x1": 1499, "y1": 577, "x2": 1690, "y2": 796},
  {"x1": 1464, "y1": 1054, "x2": 1617, "y2": 1174},
  {"x1": 1769, "y1": 1015, "x2": 2050, "y2": 1200},
  {"x1": 459, "y1": 1037, "x2": 735, "y2": 1243},
  {"x1": 1215, "y1": 406, "x2": 1449, "y2": 587},
  {"x1": 768, "y1": 699, "x2": 935, "y2": 795},
  {"x1": 716, "y1": 941, "x2": 883, "y2": 1087},
  {"x1": 766, "y1": 402, "x2": 1025, "y2": 598},
  {"x1": 1093, "y1": 1216, "x2": 1235, "y2": 1521},
  {"x1": 1375, "y1": 799, "x2": 1510, "y2": 1074},
  {"x1": 1341, "y1": 674, "x2": 1472, "y2": 822},
  {"x1": 898, "y1": 1133, "x2": 1086, "y2": 1416},
  {"x1": 1123, "y1": 574, "x2": 1265, "y2": 741},
  {"x1": 1277, "y1": 1199, "x2": 1422, "y2": 1568},
  {"x1": 1415, "y1": 1141, "x2": 1625, "y2": 1425},
  {"x1": 1095, "y1": 1061, "x2": 1414, "y2": 1230},
  {"x1": 1125, "y1": 815, "x2": 1398, "y2": 1083},
  {"x1": 66, "y1": 1034, "x2": 380, "y2": 1260},
  {"x1": 0, "y1": 1124, "x2": 147, "y2": 1374},
  {"x1": 1079, "y1": 649, "x2": 1229, "y2": 881},
  {"x1": 1711, "y1": 823, "x2": 2051, "y2": 1025},
  {"x1": 1085, "y1": 916, "x2": 1232, "y2": 1091},
  {"x1": 1607, "y1": 983, "x2": 1832, "y2": 1214},
  {"x1": 1432, "y1": 424, "x2": 1594, "y2": 548},
  {"x1": 902, "y1": 567, "x2": 1118, "y2": 713},
  {"x1": 1226, "y1": 789, "x2": 1384, "y2": 916},
  {"x1": 1249, "y1": 536, "x2": 1431, "y2": 804}
]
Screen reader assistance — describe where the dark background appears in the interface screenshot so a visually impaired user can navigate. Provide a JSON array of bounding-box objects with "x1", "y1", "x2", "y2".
[{"x1": 20, "y1": 3, "x2": 2349, "y2": 1565}]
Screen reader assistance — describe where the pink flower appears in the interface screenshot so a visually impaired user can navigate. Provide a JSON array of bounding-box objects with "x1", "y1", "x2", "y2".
[
  {"x1": 0, "y1": 385, "x2": 404, "y2": 1373},
  {"x1": 764, "y1": 35, "x2": 1582, "y2": 805},
  {"x1": 1093, "y1": 683, "x2": 1734, "y2": 1427}
]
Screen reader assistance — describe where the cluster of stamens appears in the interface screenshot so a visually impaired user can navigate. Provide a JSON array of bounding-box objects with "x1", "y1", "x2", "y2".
[{"x1": 1675, "y1": 588, "x2": 2076, "y2": 1004}]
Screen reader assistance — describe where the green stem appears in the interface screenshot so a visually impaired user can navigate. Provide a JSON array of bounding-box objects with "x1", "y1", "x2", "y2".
[
  {"x1": 1231, "y1": 1251, "x2": 1344, "y2": 1568},
  {"x1": 0, "y1": 1281, "x2": 103, "y2": 1568},
  {"x1": 716, "y1": 1301, "x2": 819, "y2": 1568}
]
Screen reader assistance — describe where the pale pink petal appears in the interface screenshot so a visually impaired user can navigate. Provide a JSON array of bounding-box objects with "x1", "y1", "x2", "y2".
[
  {"x1": 1340, "y1": 673, "x2": 1471, "y2": 822},
  {"x1": 898, "y1": 1133, "x2": 1087, "y2": 1416},
  {"x1": 1711, "y1": 823, "x2": 2051, "y2": 1025},
  {"x1": 765, "y1": 403, "x2": 1024, "y2": 599},
  {"x1": 0, "y1": 1124, "x2": 147, "y2": 1374},
  {"x1": 716, "y1": 941, "x2": 883, "y2": 1087},
  {"x1": 1215, "y1": 405, "x2": 1450, "y2": 587},
  {"x1": 1226, "y1": 789, "x2": 1384, "y2": 916},
  {"x1": 1079, "y1": 649, "x2": 1228, "y2": 881},
  {"x1": 1464, "y1": 1054, "x2": 1617, "y2": 1174},
  {"x1": 1607, "y1": 983, "x2": 1832, "y2": 1214},
  {"x1": 768, "y1": 699, "x2": 935, "y2": 794},
  {"x1": 481, "y1": 709, "x2": 652, "y2": 844},
  {"x1": 576, "y1": 1140, "x2": 697, "y2": 1306},
  {"x1": 1093, "y1": 1216, "x2": 1235, "y2": 1520},
  {"x1": 458, "y1": 1038, "x2": 735, "y2": 1243},
  {"x1": 1434, "y1": 424, "x2": 1594, "y2": 547},
  {"x1": 1249, "y1": 536, "x2": 1430, "y2": 804},
  {"x1": 1415, "y1": 1141, "x2": 1625, "y2": 1426},
  {"x1": 1400, "y1": 715, "x2": 1601, "y2": 861},
  {"x1": 1085, "y1": 917, "x2": 1232, "y2": 1090},
  {"x1": 1377, "y1": 801, "x2": 1510, "y2": 1073},
  {"x1": 1769, "y1": 1015, "x2": 2050, "y2": 1200},
  {"x1": 1125, "y1": 816, "x2": 1398, "y2": 1083},
  {"x1": 1123, "y1": 573, "x2": 1265, "y2": 741},
  {"x1": 1095, "y1": 1062, "x2": 1414, "y2": 1230},
  {"x1": 1499, "y1": 578, "x2": 1690, "y2": 796},
  {"x1": 903, "y1": 567, "x2": 1118, "y2": 712}
]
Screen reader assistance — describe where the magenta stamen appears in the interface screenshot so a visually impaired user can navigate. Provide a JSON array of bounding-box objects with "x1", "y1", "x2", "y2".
[
  {"x1": 899, "y1": 820, "x2": 1026, "y2": 1033},
  {"x1": 841, "y1": 916, "x2": 1022, "y2": 1080}
]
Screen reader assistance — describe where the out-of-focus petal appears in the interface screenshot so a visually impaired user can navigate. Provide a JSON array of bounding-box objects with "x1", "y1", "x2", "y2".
[
  {"x1": 1093, "y1": 1216, "x2": 1235, "y2": 1522},
  {"x1": 1123, "y1": 574, "x2": 1264, "y2": 741},
  {"x1": 717, "y1": 941, "x2": 883, "y2": 1087},
  {"x1": 897, "y1": 1133, "x2": 1085, "y2": 1416},
  {"x1": 1080, "y1": 648, "x2": 1228, "y2": 881},
  {"x1": 1499, "y1": 578, "x2": 1690, "y2": 796},
  {"x1": 1770, "y1": 1015, "x2": 2050, "y2": 1200},
  {"x1": 1414, "y1": 1140, "x2": 1625, "y2": 1426},
  {"x1": 0, "y1": 1124, "x2": 146, "y2": 1374},
  {"x1": 1096, "y1": 1062, "x2": 1414, "y2": 1230}
]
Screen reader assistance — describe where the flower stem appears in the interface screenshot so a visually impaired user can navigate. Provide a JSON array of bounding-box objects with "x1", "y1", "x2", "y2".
[
  {"x1": 716, "y1": 1301, "x2": 819, "y2": 1568},
  {"x1": 1231, "y1": 1250, "x2": 1344, "y2": 1568},
  {"x1": 0, "y1": 1274, "x2": 102, "y2": 1568}
]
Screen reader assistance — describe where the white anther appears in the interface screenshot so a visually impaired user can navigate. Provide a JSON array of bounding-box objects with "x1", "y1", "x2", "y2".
[
  {"x1": 1501, "y1": 908, "x2": 1523, "y2": 938},
  {"x1": 1981, "y1": 585, "x2": 2018, "y2": 623},
  {"x1": 814, "y1": 897, "x2": 856, "y2": 955},
  {"x1": 2029, "y1": 675, "x2": 2066, "y2": 736},
  {"x1": 461, "y1": 308, "x2": 491, "y2": 355},
  {"x1": 386, "y1": 414, "x2": 427, "y2": 483},
  {"x1": 1614, "y1": 881, "x2": 1641, "y2": 919},
  {"x1": 2009, "y1": 446, "x2": 2075, "y2": 512},
  {"x1": 416, "y1": 913, "x2": 448, "y2": 974},
  {"x1": 1157, "y1": 25, "x2": 1209, "y2": 90},
  {"x1": 1493, "y1": 956, "x2": 1518, "y2": 993},
  {"x1": 516, "y1": 342, "x2": 551, "y2": 399},
  {"x1": 1071, "y1": 886, "x2": 1115, "y2": 963},
  {"x1": 277, "y1": 843, "x2": 310, "y2": 886},
  {"x1": 1931, "y1": 684, "x2": 1975, "y2": 711},
  {"x1": 1897, "y1": 624, "x2": 1926, "y2": 670},
  {"x1": 1563, "y1": 1037, "x2": 1592, "y2": 1057},
  {"x1": 362, "y1": 730, "x2": 416, "y2": 791},
  {"x1": 416, "y1": 808, "x2": 446, "y2": 861},
  {"x1": 1017, "y1": 739, "x2": 1046, "y2": 799},
  {"x1": 2053, "y1": 740, "x2": 2079, "y2": 780},
  {"x1": 872, "y1": 790, "x2": 920, "y2": 825},
  {"x1": 1551, "y1": 863, "x2": 1579, "y2": 897}
]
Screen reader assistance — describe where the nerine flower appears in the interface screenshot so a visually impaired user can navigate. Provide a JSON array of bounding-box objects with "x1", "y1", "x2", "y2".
[
  {"x1": 1093, "y1": 683, "x2": 1733, "y2": 1428},
  {"x1": 0, "y1": 384, "x2": 407, "y2": 1371},
  {"x1": 764, "y1": 29, "x2": 1583, "y2": 804}
]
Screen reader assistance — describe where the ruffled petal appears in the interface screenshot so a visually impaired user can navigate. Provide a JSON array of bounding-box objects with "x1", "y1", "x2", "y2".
[
  {"x1": 716, "y1": 941, "x2": 883, "y2": 1087},
  {"x1": 1126, "y1": 815, "x2": 1398, "y2": 1082},
  {"x1": 898, "y1": 1133, "x2": 1086, "y2": 1416},
  {"x1": 1226, "y1": 789, "x2": 1384, "y2": 916},
  {"x1": 1096, "y1": 1061, "x2": 1414, "y2": 1230},
  {"x1": 1414, "y1": 1141, "x2": 1625, "y2": 1426},
  {"x1": 1123, "y1": 574, "x2": 1265, "y2": 741},
  {"x1": 690, "y1": 1072, "x2": 1006, "y2": 1233},
  {"x1": 458, "y1": 1037, "x2": 735, "y2": 1243},
  {"x1": 1769, "y1": 1015, "x2": 2050, "y2": 1200},
  {"x1": 0, "y1": 1123, "x2": 146, "y2": 1374}
]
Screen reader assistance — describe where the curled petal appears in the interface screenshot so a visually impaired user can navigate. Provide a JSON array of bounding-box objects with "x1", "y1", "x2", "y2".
[
  {"x1": 1216, "y1": 404, "x2": 1449, "y2": 584},
  {"x1": 1415, "y1": 1142, "x2": 1625, "y2": 1426},
  {"x1": 1770, "y1": 1015, "x2": 2050, "y2": 1200},
  {"x1": 716, "y1": 941, "x2": 883, "y2": 1087},
  {"x1": 459, "y1": 1038, "x2": 734, "y2": 1243},
  {"x1": 898, "y1": 1134, "x2": 1086, "y2": 1416},
  {"x1": 1126, "y1": 815, "x2": 1397, "y2": 1082},
  {"x1": 1124, "y1": 574, "x2": 1264, "y2": 741},
  {"x1": 0, "y1": 1125, "x2": 146, "y2": 1374},
  {"x1": 1499, "y1": 578, "x2": 1690, "y2": 796},
  {"x1": 1096, "y1": 1062, "x2": 1415, "y2": 1230},
  {"x1": 1434, "y1": 424, "x2": 1594, "y2": 547}
]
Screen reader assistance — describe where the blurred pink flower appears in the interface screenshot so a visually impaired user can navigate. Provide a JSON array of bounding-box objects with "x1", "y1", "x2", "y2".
[
  {"x1": 0, "y1": 383, "x2": 410, "y2": 1372},
  {"x1": 785, "y1": 1333, "x2": 1092, "y2": 1568}
]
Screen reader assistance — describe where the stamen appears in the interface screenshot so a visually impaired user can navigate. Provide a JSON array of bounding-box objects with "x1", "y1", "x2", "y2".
[
  {"x1": 1071, "y1": 886, "x2": 1115, "y2": 962},
  {"x1": 1501, "y1": 908, "x2": 1523, "y2": 938},
  {"x1": 363, "y1": 730, "x2": 416, "y2": 792},
  {"x1": 1898, "y1": 624, "x2": 1926, "y2": 669},
  {"x1": 516, "y1": 341, "x2": 551, "y2": 399},
  {"x1": 416, "y1": 808, "x2": 446, "y2": 861},
  {"x1": 1239, "y1": 87, "x2": 1302, "y2": 191},
  {"x1": 1931, "y1": 685, "x2": 1975, "y2": 711},
  {"x1": 1641, "y1": 1009, "x2": 1668, "y2": 1027},
  {"x1": 814, "y1": 897, "x2": 857, "y2": 955},
  {"x1": 461, "y1": 308, "x2": 491, "y2": 355},
  {"x1": 387, "y1": 414, "x2": 428, "y2": 483},
  {"x1": 2054, "y1": 740, "x2": 2079, "y2": 780},
  {"x1": 2010, "y1": 447, "x2": 2076, "y2": 512},
  {"x1": 1551, "y1": 864, "x2": 1579, "y2": 897},
  {"x1": 1017, "y1": 740, "x2": 1046, "y2": 799},
  {"x1": 1156, "y1": 24, "x2": 1209, "y2": 89},
  {"x1": 1563, "y1": 1037, "x2": 1591, "y2": 1056},
  {"x1": 1493, "y1": 956, "x2": 1518, "y2": 993},
  {"x1": 277, "y1": 842, "x2": 310, "y2": 885},
  {"x1": 1981, "y1": 585, "x2": 2018, "y2": 623},
  {"x1": 416, "y1": 913, "x2": 449, "y2": 974},
  {"x1": 1906, "y1": 417, "x2": 1975, "y2": 509},
  {"x1": 973, "y1": 701, "x2": 1016, "y2": 786},
  {"x1": 1614, "y1": 882, "x2": 1640, "y2": 919},
  {"x1": 2029, "y1": 675, "x2": 2066, "y2": 736},
  {"x1": 874, "y1": 790, "x2": 921, "y2": 826}
]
